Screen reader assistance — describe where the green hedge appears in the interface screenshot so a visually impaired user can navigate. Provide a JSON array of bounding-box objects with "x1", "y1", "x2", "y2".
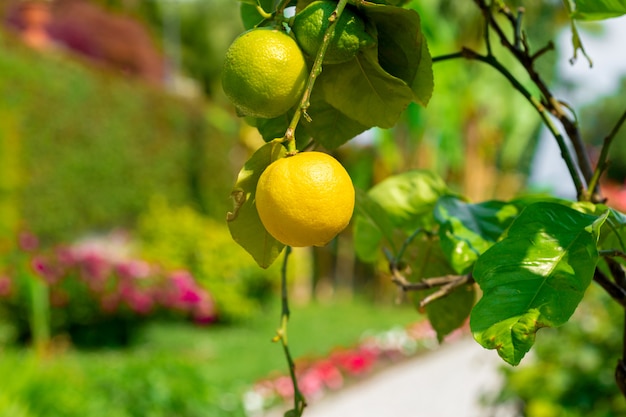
[{"x1": 0, "y1": 33, "x2": 235, "y2": 243}]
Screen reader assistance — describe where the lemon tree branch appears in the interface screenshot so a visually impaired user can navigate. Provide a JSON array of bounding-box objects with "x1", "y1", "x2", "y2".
[
  {"x1": 284, "y1": 0, "x2": 349, "y2": 150},
  {"x1": 588, "y1": 108, "x2": 626, "y2": 196},
  {"x1": 432, "y1": 45, "x2": 587, "y2": 200}
]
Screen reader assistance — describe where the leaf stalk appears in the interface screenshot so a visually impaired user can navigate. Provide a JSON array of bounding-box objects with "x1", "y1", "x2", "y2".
[{"x1": 284, "y1": 0, "x2": 350, "y2": 150}]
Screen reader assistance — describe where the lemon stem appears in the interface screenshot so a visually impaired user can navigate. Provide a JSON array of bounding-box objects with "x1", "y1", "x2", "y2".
[
  {"x1": 254, "y1": 4, "x2": 273, "y2": 21},
  {"x1": 284, "y1": 0, "x2": 349, "y2": 150},
  {"x1": 274, "y1": 246, "x2": 307, "y2": 416}
]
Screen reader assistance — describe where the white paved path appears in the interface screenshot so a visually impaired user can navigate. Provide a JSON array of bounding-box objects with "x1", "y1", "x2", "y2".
[{"x1": 267, "y1": 337, "x2": 515, "y2": 417}]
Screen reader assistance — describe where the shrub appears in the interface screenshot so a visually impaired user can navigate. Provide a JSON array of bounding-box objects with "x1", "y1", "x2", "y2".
[
  {"x1": 137, "y1": 198, "x2": 280, "y2": 322},
  {"x1": 487, "y1": 284, "x2": 626, "y2": 416},
  {"x1": 0, "y1": 231, "x2": 216, "y2": 347},
  {"x1": 0, "y1": 33, "x2": 236, "y2": 244}
]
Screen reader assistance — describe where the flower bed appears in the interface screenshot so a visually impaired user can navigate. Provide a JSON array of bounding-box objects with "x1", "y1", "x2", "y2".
[
  {"x1": 0, "y1": 231, "x2": 216, "y2": 347},
  {"x1": 243, "y1": 320, "x2": 469, "y2": 416}
]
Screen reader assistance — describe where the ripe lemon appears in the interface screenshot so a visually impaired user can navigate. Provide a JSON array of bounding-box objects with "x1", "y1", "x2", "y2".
[
  {"x1": 221, "y1": 28, "x2": 308, "y2": 119},
  {"x1": 292, "y1": 0, "x2": 375, "y2": 64},
  {"x1": 255, "y1": 151, "x2": 355, "y2": 247}
]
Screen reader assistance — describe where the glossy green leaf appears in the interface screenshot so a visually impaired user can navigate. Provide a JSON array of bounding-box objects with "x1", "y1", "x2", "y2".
[
  {"x1": 470, "y1": 202, "x2": 607, "y2": 365},
  {"x1": 362, "y1": 1, "x2": 433, "y2": 106},
  {"x1": 571, "y1": 0, "x2": 626, "y2": 20},
  {"x1": 319, "y1": 47, "x2": 415, "y2": 129},
  {"x1": 298, "y1": 89, "x2": 369, "y2": 150},
  {"x1": 227, "y1": 141, "x2": 286, "y2": 268},
  {"x1": 240, "y1": 0, "x2": 277, "y2": 29},
  {"x1": 255, "y1": 113, "x2": 291, "y2": 142},
  {"x1": 426, "y1": 284, "x2": 475, "y2": 342},
  {"x1": 597, "y1": 206, "x2": 626, "y2": 254},
  {"x1": 353, "y1": 188, "x2": 397, "y2": 262},
  {"x1": 434, "y1": 197, "x2": 519, "y2": 274},
  {"x1": 368, "y1": 170, "x2": 450, "y2": 234}
]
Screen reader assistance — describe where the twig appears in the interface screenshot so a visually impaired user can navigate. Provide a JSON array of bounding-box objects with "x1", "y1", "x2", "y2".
[
  {"x1": 396, "y1": 228, "x2": 435, "y2": 263},
  {"x1": 433, "y1": 46, "x2": 586, "y2": 199},
  {"x1": 274, "y1": 246, "x2": 307, "y2": 416},
  {"x1": 473, "y1": 0, "x2": 598, "y2": 202},
  {"x1": 385, "y1": 246, "x2": 474, "y2": 306},
  {"x1": 606, "y1": 256, "x2": 626, "y2": 291},
  {"x1": 600, "y1": 249, "x2": 626, "y2": 262},
  {"x1": 417, "y1": 275, "x2": 474, "y2": 309},
  {"x1": 593, "y1": 269, "x2": 626, "y2": 308},
  {"x1": 283, "y1": 0, "x2": 349, "y2": 149},
  {"x1": 588, "y1": 108, "x2": 626, "y2": 196}
]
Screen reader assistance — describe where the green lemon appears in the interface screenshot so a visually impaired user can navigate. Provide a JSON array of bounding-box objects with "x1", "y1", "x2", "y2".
[
  {"x1": 221, "y1": 28, "x2": 308, "y2": 119},
  {"x1": 292, "y1": 0, "x2": 375, "y2": 64}
]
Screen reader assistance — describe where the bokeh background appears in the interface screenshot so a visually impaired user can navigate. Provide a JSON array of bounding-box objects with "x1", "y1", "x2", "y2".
[{"x1": 1, "y1": 0, "x2": 626, "y2": 416}]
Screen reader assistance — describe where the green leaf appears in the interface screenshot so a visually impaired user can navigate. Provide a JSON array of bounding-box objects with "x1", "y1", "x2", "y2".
[
  {"x1": 353, "y1": 188, "x2": 398, "y2": 261},
  {"x1": 425, "y1": 284, "x2": 475, "y2": 342},
  {"x1": 571, "y1": 0, "x2": 626, "y2": 20},
  {"x1": 319, "y1": 47, "x2": 414, "y2": 129},
  {"x1": 298, "y1": 89, "x2": 369, "y2": 150},
  {"x1": 227, "y1": 141, "x2": 286, "y2": 268},
  {"x1": 240, "y1": 0, "x2": 275, "y2": 30},
  {"x1": 255, "y1": 113, "x2": 292, "y2": 143},
  {"x1": 561, "y1": 0, "x2": 593, "y2": 65},
  {"x1": 470, "y1": 202, "x2": 607, "y2": 365},
  {"x1": 434, "y1": 197, "x2": 520, "y2": 274},
  {"x1": 597, "y1": 206, "x2": 626, "y2": 253},
  {"x1": 368, "y1": 170, "x2": 449, "y2": 234},
  {"x1": 362, "y1": 2, "x2": 433, "y2": 106}
]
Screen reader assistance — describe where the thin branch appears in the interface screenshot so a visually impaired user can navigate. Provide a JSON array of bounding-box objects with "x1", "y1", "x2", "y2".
[
  {"x1": 396, "y1": 228, "x2": 435, "y2": 264},
  {"x1": 385, "y1": 247, "x2": 474, "y2": 305},
  {"x1": 600, "y1": 249, "x2": 626, "y2": 262},
  {"x1": 606, "y1": 256, "x2": 626, "y2": 289},
  {"x1": 588, "y1": 108, "x2": 626, "y2": 196},
  {"x1": 274, "y1": 246, "x2": 307, "y2": 416},
  {"x1": 473, "y1": 0, "x2": 598, "y2": 202},
  {"x1": 433, "y1": 46, "x2": 586, "y2": 198},
  {"x1": 593, "y1": 269, "x2": 626, "y2": 308},
  {"x1": 417, "y1": 274, "x2": 474, "y2": 309},
  {"x1": 530, "y1": 41, "x2": 554, "y2": 62},
  {"x1": 284, "y1": 0, "x2": 349, "y2": 149}
]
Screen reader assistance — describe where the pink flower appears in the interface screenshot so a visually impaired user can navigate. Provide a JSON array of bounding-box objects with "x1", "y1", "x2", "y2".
[
  {"x1": 312, "y1": 360, "x2": 343, "y2": 390},
  {"x1": 31, "y1": 256, "x2": 59, "y2": 283},
  {"x1": 124, "y1": 289, "x2": 154, "y2": 315},
  {"x1": 273, "y1": 376, "x2": 295, "y2": 400},
  {"x1": 0, "y1": 276, "x2": 12, "y2": 297},
  {"x1": 116, "y1": 260, "x2": 151, "y2": 280},
  {"x1": 18, "y1": 232, "x2": 39, "y2": 252},
  {"x1": 78, "y1": 252, "x2": 110, "y2": 283},
  {"x1": 331, "y1": 347, "x2": 377, "y2": 375},
  {"x1": 298, "y1": 369, "x2": 325, "y2": 399}
]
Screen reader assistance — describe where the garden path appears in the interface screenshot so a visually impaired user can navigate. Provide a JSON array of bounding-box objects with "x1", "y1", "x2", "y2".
[{"x1": 266, "y1": 337, "x2": 516, "y2": 417}]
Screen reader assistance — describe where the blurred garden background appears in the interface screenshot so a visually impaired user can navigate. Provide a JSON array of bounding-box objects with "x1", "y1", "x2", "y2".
[{"x1": 1, "y1": 0, "x2": 626, "y2": 416}]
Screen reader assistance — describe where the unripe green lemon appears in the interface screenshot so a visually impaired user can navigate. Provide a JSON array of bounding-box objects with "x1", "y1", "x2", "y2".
[
  {"x1": 292, "y1": 0, "x2": 375, "y2": 64},
  {"x1": 255, "y1": 151, "x2": 355, "y2": 247},
  {"x1": 222, "y1": 28, "x2": 308, "y2": 119}
]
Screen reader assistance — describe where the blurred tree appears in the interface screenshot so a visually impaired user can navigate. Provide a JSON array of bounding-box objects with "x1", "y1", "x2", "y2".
[
  {"x1": 86, "y1": 0, "x2": 243, "y2": 97},
  {"x1": 360, "y1": 0, "x2": 573, "y2": 201}
]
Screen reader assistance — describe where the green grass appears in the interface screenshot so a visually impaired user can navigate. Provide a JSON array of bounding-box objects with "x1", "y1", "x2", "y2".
[{"x1": 0, "y1": 297, "x2": 420, "y2": 417}]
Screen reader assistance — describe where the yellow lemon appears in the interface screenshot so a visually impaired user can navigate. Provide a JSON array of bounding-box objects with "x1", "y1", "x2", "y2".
[
  {"x1": 292, "y1": 0, "x2": 375, "y2": 64},
  {"x1": 221, "y1": 28, "x2": 308, "y2": 119},
  {"x1": 255, "y1": 151, "x2": 355, "y2": 247}
]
